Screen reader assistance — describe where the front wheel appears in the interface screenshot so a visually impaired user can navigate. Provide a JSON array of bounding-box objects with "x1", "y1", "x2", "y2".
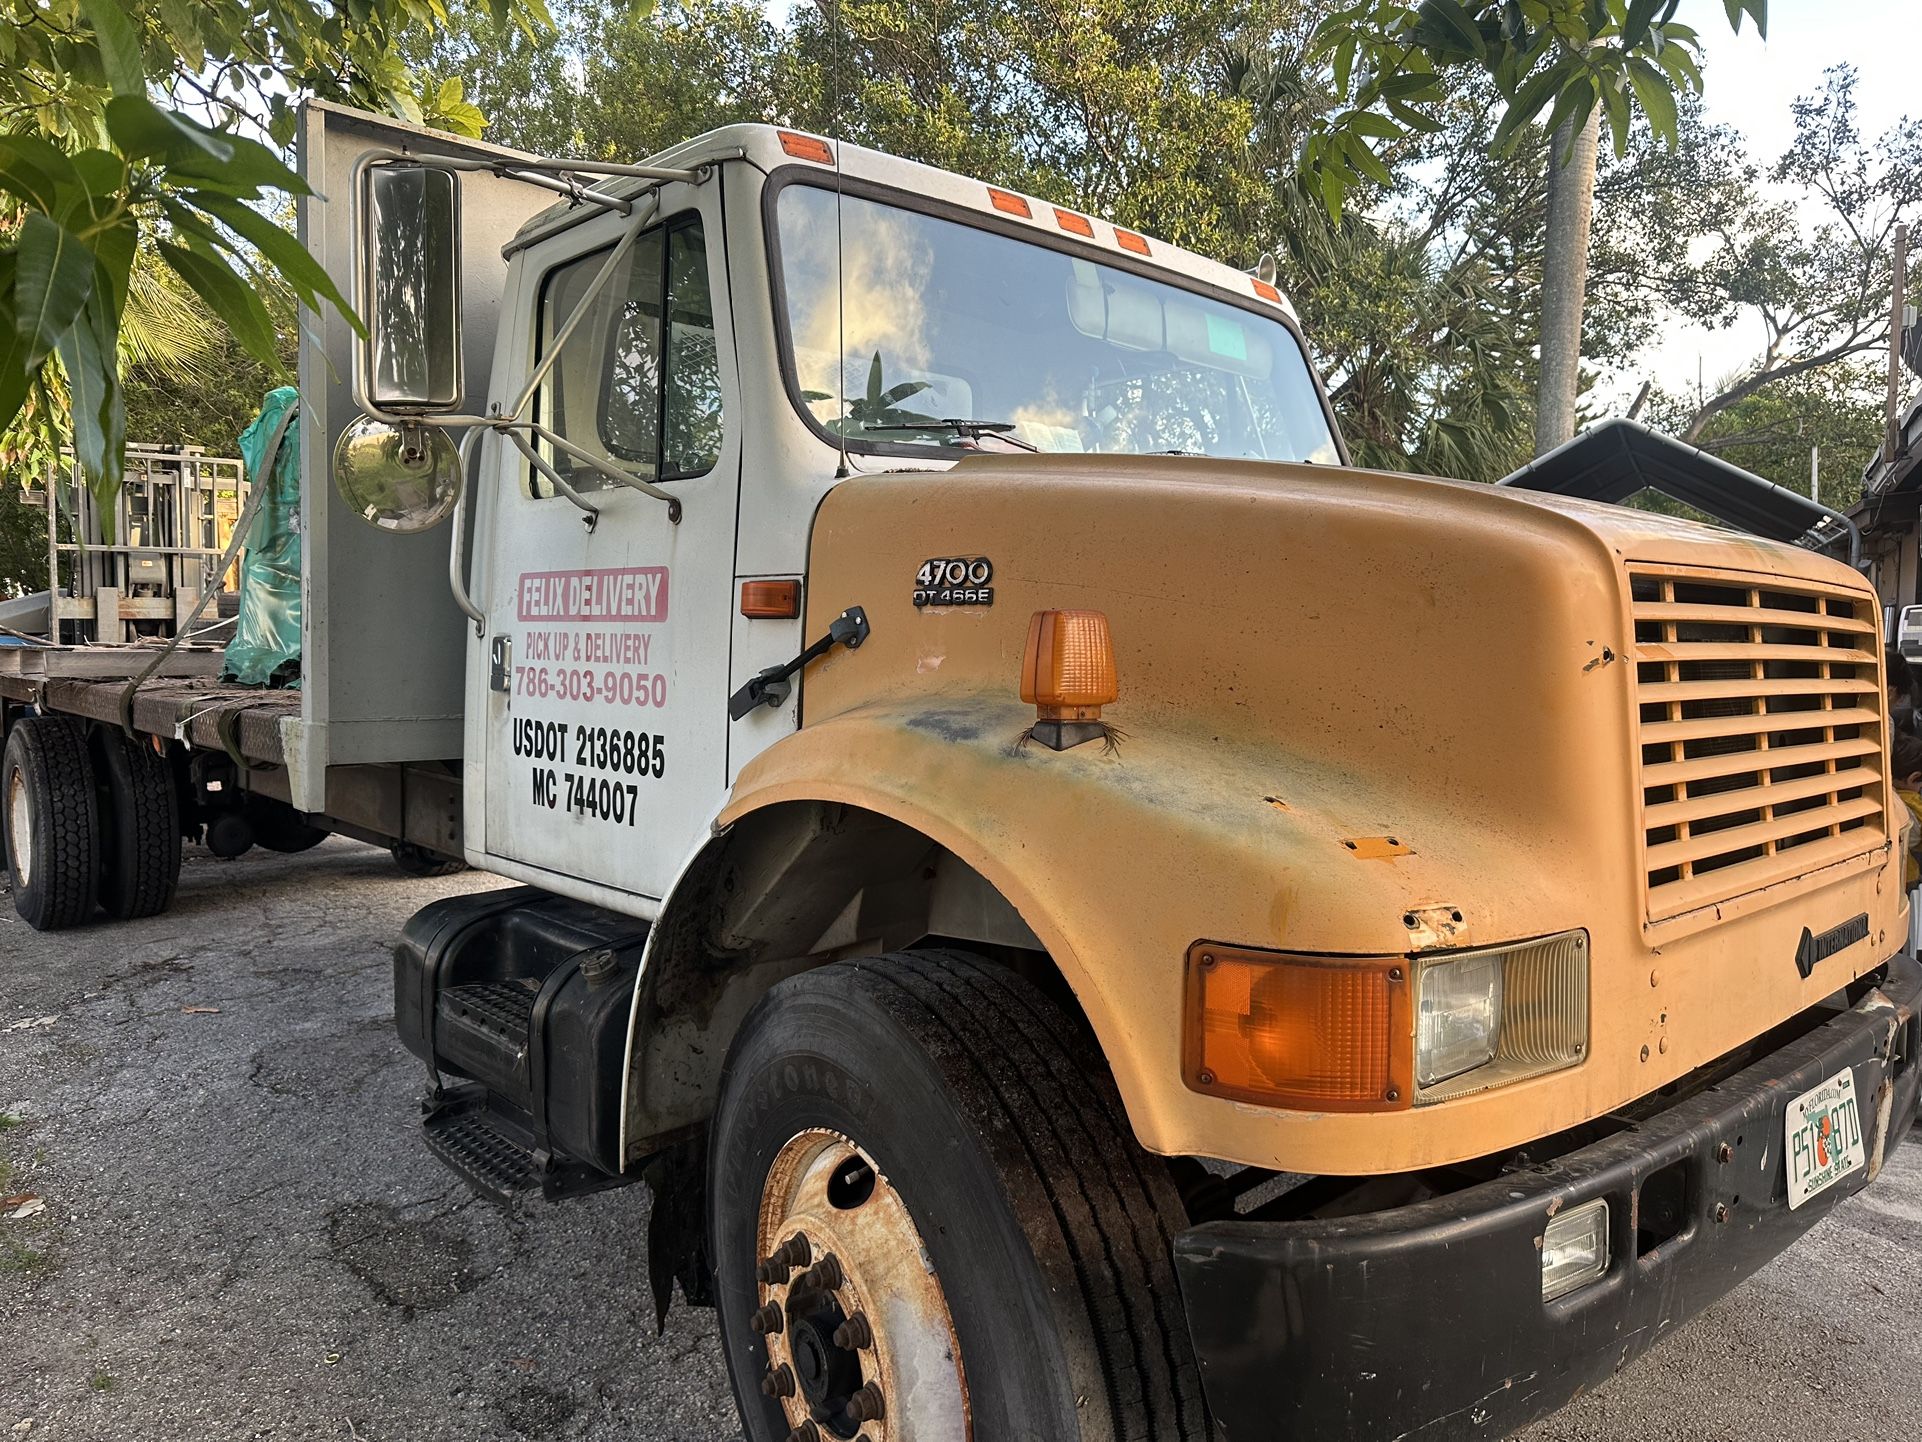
[{"x1": 710, "y1": 949, "x2": 1210, "y2": 1442}]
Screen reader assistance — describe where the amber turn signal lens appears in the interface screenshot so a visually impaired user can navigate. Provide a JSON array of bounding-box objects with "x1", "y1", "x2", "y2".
[
  {"x1": 1185, "y1": 944, "x2": 1412, "y2": 1111},
  {"x1": 740, "y1": 579, "x2": 801, "y2": 619},
  {"x1": 1020, "y1": 610, "x2": 1118, "y2": 721},
  {"x1": 779, "y1": 131, "x2": 834, "y2": 164}
]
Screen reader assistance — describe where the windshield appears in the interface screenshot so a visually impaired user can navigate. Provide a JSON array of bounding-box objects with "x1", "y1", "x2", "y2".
[{"x1": 774, "y1": 184, "x2": 1341, "y2": 464}]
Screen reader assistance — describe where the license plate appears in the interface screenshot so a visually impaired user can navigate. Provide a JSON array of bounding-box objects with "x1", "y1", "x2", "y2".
[{"x1": 1785, "y1": 1068, "x2": 1866, "y2": 1210}]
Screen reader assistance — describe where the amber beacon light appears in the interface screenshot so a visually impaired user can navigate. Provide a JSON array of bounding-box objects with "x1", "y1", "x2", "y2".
[{"x1": 1020, "y1": 609, "x2": 1118, "y2": 750}]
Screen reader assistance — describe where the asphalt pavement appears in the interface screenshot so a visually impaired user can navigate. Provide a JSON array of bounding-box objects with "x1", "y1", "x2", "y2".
[{"x1": 2, "y1": 838, "x2": 1917, "y2": 1441}]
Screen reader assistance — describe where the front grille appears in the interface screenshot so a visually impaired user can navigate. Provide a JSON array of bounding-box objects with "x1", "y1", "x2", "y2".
[{"x1": 1628, "y1": 564, "x2": 1888, "y2": 924}]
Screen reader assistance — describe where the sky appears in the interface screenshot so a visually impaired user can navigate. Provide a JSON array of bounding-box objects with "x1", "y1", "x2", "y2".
[{"x1": 1615, "y1": 0, "x2": 1913, "y2": 412}]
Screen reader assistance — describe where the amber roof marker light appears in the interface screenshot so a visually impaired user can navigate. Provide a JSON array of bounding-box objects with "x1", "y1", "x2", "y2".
[{"x1": 1020, "y1": 610, "x2": 1118, "y2": 751}]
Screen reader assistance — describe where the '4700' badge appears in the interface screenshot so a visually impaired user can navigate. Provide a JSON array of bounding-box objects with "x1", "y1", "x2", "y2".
[{"x1": 914, "y1": 557, "x2": 994, "y2": 608}]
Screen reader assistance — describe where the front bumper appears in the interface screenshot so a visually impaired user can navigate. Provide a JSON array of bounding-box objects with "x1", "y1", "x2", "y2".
[{"x1": 1173, "y1": 954, "x2": 1922, "y2": 1441}]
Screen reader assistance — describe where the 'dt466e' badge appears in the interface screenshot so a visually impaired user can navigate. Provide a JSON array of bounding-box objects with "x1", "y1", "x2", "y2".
[{"x1": 914, "y1": 557, "x2": 994, "y2": 607}]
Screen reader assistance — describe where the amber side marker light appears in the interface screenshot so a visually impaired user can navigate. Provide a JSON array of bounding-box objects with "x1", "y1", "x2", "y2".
[
  {"x1": 1053, "y1": 207, "x2": 1095, "y2": 238},
  {"x1": 1184, "y1": 943, "x2": 1414, "y2": 1111},
  {"x1": 1020, "y1": 609, "x2": 1117, "y2": 750},
  {"x1": 988, "y1": 187, "x2": 1033, "y2": 218},
  {"x1": 1251, "y1": 276, "x2": 1283, "y2": 303},
  {"x1": 779, "y1": 131, "x2": 834, "y2": 164},
  {"x1": 1114, "y1": 228, "x2": 1151, "y2": 255},
  {"x1": 740, "y1": 579, "x2": 801, "y2": 619}
]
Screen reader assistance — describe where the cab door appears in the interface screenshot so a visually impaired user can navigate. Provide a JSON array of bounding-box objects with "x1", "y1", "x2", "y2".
[{"x1": 477, "y1": 181, "x2": 739, "y2": 902}]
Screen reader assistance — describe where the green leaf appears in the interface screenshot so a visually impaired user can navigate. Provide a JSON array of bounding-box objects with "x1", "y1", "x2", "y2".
[
  {"x1": 1493, "y1": 57, "x2": 1571, "y2": 146},
  {"x1": 0, "y1": 255, "x2": 34, "y2": 437},
  {"x1": 156, "y1": 241, "x2": 283, "y2": 369},
  {"x1": 1319, "y1": 165, "x2": 1346, "y2": 224},
  {"x1": 14, "y1": 214, "x2": 95, "y2": 369},
  {"x1": 55, "y1": 274, "x2": 125, "y2": 523},
  {"x1": 1377, "y1": 71, "x2": 1444, "y2": 101},
  {"x1": 88, "y1": 218, "x2": 136, "y2": 317},
  {"x1": 1348, "y1": 110, "x2": 1402, "y2": 140},
  {"x1": 1387, "y1": 98, "x2": 1445, "y2": 133},
  {"x1": 1626, "y1": 57, "x2": 1679, "y2": 147},
  {"x1": 1345, "y1": 133, "x2": 1394, "y2": 187},
  {"x1": 79, "y1": 0, "x2": 145, "y2": 95},
  {"x1": 1599, "y1": 75, "x2": 1632, "y2": 153},
  {"x1": 165, "y1": 131, "x2": 311, "y2": 197},
  {"x1": 1416, "y1": 0, "x2": 1487, "y2": 59},
  {"x1": 0, "y1": 135, "x2": 80, "y2": 214},
  {"x1": 105, "y1": 95, "x2": 235, "y2": 163},
  {"x1": 186, "y1": 189, "x2": 362, "y2": 334},
  {"x1": 1621, "y1": 0, "x2": 1657, "y2": 45},
  {"x1": 155, "y1": 0, "x2": 204, "y2": 69},
  {"x1": 58, "y1": 149, "x2": 127, "y2": 228},
  {"x1": 1543, "y1": 79, "x2": 1598, "y2": 161}
]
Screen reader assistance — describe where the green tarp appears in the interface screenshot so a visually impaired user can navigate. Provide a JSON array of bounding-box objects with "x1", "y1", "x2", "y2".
[{"x1": 221, "y1": 386, "x2": 303, "y2": 687}]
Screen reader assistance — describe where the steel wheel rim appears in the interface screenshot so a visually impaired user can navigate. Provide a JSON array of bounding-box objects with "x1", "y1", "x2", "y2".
[
  {"x1": 5, "y1": 767, "x2": 30, "y2": 887},
  {"x1": 753, "y1": 1128, "x2": 969, "y2": 1441}
]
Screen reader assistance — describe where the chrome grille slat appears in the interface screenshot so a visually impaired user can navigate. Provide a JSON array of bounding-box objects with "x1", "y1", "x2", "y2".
[{"x1": 1627, "y1": 564, "x2": 1889, "y2": 924}]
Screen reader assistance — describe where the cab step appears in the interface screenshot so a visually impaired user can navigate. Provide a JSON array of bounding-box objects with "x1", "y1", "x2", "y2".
[{"x1": 422, "y1": 1084, "x2": 627, "y2": 1204}]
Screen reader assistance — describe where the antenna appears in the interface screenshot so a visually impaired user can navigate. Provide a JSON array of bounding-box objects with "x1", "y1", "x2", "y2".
[{"x1": 832, "y1": 0, "x2": 849, "y2": 480}]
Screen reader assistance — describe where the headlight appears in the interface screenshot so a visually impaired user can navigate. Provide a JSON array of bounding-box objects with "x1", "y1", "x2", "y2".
[
  {"x1": 1415, "y1": 931, "x2": 1590, "y2": 1104},
  {"x1": 1415, "y1": 952, "x2": 1502, "y2": 1086}
]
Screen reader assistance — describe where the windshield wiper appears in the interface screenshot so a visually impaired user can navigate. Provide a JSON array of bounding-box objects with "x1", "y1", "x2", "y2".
[{"x1": 864, "y1": 419, "x2": 1039, "y2": 453}]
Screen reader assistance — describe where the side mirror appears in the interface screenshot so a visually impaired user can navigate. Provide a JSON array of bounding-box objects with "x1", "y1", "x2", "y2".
[{"x1": 359, "y1": 161, "x2": 464, "y2": 413}]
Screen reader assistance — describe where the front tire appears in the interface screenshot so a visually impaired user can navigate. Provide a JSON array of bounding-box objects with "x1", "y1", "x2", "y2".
[
  {"x1": 3, "y1": 716, "x2": 100, "y2": 931},
  {"x1": 710, "y1": 949, "x2": 1209, "y2": 1442}
]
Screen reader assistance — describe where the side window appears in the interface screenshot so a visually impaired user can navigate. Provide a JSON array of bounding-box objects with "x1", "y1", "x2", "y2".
[{"x1": 529, "y1": 214, "x2": 722, "y2": 498}]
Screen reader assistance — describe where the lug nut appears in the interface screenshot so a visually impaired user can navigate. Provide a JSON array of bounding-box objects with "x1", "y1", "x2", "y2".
[
  {"x1": 847, "y1": 1383, "x2": 886, "y2": 1424},
  {"x1": 751, "y1": 1303, "x2": 785, "y2": 1335},
  {"x1": 803, "y1": 1254, "x2": 844, "y2": 1292},
  {"x1": 832, "y1": 1312, "x2": 873, "y2": 1350},
  {"x1": 785, "y1": 1424, "x2": 821, "y2": 1442},
  {"x1": 781, "y1": 1235, "x2": 813, "y2": 1268},
  {"x1": 757, "y1": 1254, "x2": 790, "y2": 1285},
  {"x1": 761, "y1": 1364, "x2": 796, "y2": 1398}
]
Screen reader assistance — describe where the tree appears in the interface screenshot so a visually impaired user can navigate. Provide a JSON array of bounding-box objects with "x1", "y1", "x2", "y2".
[
  {"x1": 0, "y1": 0, "x2": 549, "y2": 522},
  {"x1": 1303, "y1": 1, "x2": 1769, "y2": 454}
]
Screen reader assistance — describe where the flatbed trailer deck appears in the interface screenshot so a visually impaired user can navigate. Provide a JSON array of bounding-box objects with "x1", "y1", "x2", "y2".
[{"x1": 2, "y1": 645, "x2": 462, "y2": 883}]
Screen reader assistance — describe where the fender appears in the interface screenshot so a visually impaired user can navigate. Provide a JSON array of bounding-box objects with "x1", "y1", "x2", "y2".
[{"x1": 685, "y1": 691, "x2": 1611, "y2": 1175}]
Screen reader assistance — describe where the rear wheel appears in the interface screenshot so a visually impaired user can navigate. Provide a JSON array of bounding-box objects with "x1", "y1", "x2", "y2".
[
  {"x1": 711, "y1": 949, "x2": 1209, "y2": 1442},
  {"x1": 94, "y1": 728, "x2": 181, "y2": 920},
  {"x1": 3, "y1": 716, "x2": 100, "y2": 931}
]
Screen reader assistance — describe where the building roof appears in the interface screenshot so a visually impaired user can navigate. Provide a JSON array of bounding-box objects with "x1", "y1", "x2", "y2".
[{"x1": 1496, "y1": 418, "x2": 1859, "y2": 564}]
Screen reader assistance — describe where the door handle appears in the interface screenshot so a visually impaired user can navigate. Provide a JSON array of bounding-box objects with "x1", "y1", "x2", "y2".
[
  {"x1": 728, "y1": 606, "x2": 869, "y2": 720},
  {"x1": 490, "y1": 635, "x2": 513, "y2": 693}
]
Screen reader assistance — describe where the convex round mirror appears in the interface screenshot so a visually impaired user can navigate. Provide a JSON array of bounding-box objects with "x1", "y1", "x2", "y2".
[{"x1": 333, "y1": 416, "x2": 462, "y2": 532}]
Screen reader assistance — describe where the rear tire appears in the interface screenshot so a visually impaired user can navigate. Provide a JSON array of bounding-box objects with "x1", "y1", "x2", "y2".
[
  {"x1": 94, "y1": 728, "x2": 181, "y2": 920},
  {"x1": 711, "y1": 948, "x2": 1210, "y2": 1442},
  {"x1": 3, "y1": 716, "x2": 100, "y2": 931}
]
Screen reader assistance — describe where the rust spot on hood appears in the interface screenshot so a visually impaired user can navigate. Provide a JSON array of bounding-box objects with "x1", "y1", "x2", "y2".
[{"x1": 1343, "y1": 835, "x2": 1413, "y2": 861}]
